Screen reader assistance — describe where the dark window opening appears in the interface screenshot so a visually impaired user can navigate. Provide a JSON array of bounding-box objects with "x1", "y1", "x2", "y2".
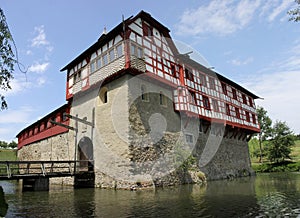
[
  {"x1": 235, "y1": 107, "x2": 240, "y2": 119},
  {"x1": 245, "y1": 111, "x2": 250, "y2": 122},
  {"x1": 252, "y1": 113, "x2": 256, "y2": 124},
  {"x1": 203, "y1": 96, "x2": 210, "y2": 110},
  {"x1": 222, "y1": 83, "x2": 227, "y2": 95},
  {"x1": 232, "y1": 88, "x2": 237, "y2": 100},
  {"x1": 249, "y1": 97, "x2": 253, "y2": 107},
  {"x1": 171, "y1": 64, "x2": 176, "y2": 76},
  {"x1": 226, "y1": 104, "x2": 230, "y2": 116},
  {"x1": 185, "y1": 68, "x2": 194, "y2": 81},
  {"x1": 189, "y1": 91, "x2": 196, "y2": 104},
  {"x1": 242, "y1": 94, "x2": 247, "y2": 104}
]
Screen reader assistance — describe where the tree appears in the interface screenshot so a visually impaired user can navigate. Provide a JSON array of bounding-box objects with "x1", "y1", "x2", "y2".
[
  {"x1": 256, "y1": 106, "x2": 272, "y2": 163},
  {"x1": 288, "y1": 0, "x2": 300, "y2": 22},
  {"x1": 0, "y1": 8, "x2": 15, "y2": 110},
  {"x1": 267, "y1": 121, "x2": 295, "y2": 163}
]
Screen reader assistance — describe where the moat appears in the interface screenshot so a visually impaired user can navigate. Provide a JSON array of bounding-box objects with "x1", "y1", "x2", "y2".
[{"x1": 1, "y1": 172, "x2": 300, "y2": 217}]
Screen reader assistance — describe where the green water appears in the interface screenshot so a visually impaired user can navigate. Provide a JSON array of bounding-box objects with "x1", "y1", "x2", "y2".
[{"x1": 1, "y1": 172, "x2": 300, "y2": 217}]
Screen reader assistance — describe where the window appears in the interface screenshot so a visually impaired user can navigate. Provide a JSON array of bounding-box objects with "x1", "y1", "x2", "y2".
[
  {"x1": 185, "y1": 134, "x2": 194, "y2": 144},
  {"x1": 203, "y1": 96, "x2": 210, "y2": 110},
  {"x1": 116, "y1": 44, "x2": 123, "y2": 58},
  {"x1": 131, "y1": 44, "x2": 136, "y2": 55},
  {"x1": 143, "y1": 23, "x2": 152, "y2": 37},
  {"x1": 222, "y1": 83, "x2": 227, "y2": 95},
  {"x1": 189, "y1": 91, "x2": 196, "y2": 104},
  {"x1": 199, "y1": 74, "x2": 206, "y2": 87},
  {"x1": 232, "y1": 89, "x2": 237, "y2": 100},
  {"x1": 212, "y1": 99, "x2": 219, "y2": 112},
  {"x1": 235, "y1": 107, "x2": 240, "y2": 119},
  {"x1": 185, "y1": 68, "x2": 194, "y2": 81},
  {"x1": 159, "y1": 91, "x2": 167, "y2": 106},
  {"x1": 137, "y1": 47, "x2": 143, "y2": 58},
  {"x1": 242, "y1": 94, "x2": 247, "y2": 104},
  {"x1": 141, "y1": 85, "x2": 149, "y2": 101},
  {"x1": 99, "y1": 87, "x2": 108, "y2": 104},
  {"x1": 226, "y1": 104, "x2": 230, "y2": 116},
  {"x1": 252, "y1": 113, "x2": 257, "y2": 124},
  {"x1": 75, "y1": 71, "x2": 81, "y2": 82},
  {"x1": 245, "y1": 111, "x2": 250, "y2": 122},
  {"x1": 90, "y1": 61, "x2": 96, "y2": 73},
  {"x1": 249, "y1": 97, "x2": 253, "y2": 107},
  {"x1": 209, "y1": 77, "x2": 216, "y2": 90},
  {"x1": 109, "y1": 49, "x2": 115, "y2": 62},
  {"x1": 171, "y1": 64, "x2": 176, "y2": 76},
  {"x1": 103, "y1": 54, "x2": 108, "y2": 66},
  {"x1": 96, "y1": 57, "x2": 102, "y2": 69}
]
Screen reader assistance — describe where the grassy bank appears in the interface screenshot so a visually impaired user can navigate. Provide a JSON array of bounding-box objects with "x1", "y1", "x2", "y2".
[
  {"x1": 251, "y1": 140, "x2": 300, "y2": 173},
  {"x1": 0, "y1": 149, "x2": 17, "y2": 161}
]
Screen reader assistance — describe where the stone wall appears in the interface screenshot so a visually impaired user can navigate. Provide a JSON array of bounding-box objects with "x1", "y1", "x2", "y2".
[{"x1": 17, "y1": 73, "x2": 254, "y2": 189}]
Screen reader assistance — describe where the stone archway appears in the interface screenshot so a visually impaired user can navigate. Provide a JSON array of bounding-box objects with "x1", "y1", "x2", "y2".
[{"x1": 78, "y1": 136, "x2": 94, "y2": 172}]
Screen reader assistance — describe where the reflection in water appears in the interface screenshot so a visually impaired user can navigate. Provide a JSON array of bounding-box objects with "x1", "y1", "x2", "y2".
[{"x1": 0, "y1": 173, "x2": 299, "y2": 217}]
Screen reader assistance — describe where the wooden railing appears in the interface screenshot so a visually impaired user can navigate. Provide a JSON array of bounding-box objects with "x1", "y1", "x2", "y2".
[{"x1": 0, "y1": 160, "x2": 92, "y2": 180}]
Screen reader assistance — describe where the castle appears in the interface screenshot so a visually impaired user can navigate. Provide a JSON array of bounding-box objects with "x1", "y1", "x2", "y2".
[{"x1": 17, "y1": 11, "x2": 260, "y2": 189}]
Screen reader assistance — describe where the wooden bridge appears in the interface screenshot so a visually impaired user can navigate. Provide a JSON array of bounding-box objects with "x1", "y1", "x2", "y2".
[{"x1": 0, "y1": 160, "x2": 94, "y2": 191}]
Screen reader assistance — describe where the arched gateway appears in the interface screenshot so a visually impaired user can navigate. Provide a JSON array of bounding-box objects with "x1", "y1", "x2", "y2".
[{"x1": 78, "y1": 137, "x2": 94, "y2": 172}]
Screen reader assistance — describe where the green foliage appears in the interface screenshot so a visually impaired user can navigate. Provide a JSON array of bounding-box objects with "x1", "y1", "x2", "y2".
[
  {"x1": 288, "y1": 0, "x2": 300, "y2": 22},
  {"x1": 256, "y1": 106, "x2": 272, "y2": 162},
  {"x1": 0, "y1": 140, "x2": 17, "y2": 149},
  {"x1": 267, "y1": 121, "x2": 295, "y2": 163},
  {"x1": 0, "y1": 8, "x2": 15, "y2": 109},
  {"x1": 252, "y1": 161, "x2": 300, "y2": 173}
]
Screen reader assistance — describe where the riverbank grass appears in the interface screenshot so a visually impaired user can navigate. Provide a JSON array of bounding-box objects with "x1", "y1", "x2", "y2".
[
  {"x1": 0, "y1": 149, "x2": 17, "y2": 161},
  {"x1": 251, "y1": 140, "x2": 300, "y2": 173}
]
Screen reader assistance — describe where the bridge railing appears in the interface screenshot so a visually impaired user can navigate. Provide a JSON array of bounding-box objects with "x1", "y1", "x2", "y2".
[{"x1": 0, "y1": 160, "x2": 92, "y2": 179}]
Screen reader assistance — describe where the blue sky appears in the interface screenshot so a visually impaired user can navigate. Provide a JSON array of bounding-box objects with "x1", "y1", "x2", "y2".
[{"x1": 0, "y1": 0, "x2": 300, "y2": 142}]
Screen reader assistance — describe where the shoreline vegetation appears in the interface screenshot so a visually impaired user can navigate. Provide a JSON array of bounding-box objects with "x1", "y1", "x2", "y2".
[
  {"x1": 0, "y1": 140, "x2": 299, "y2": 175},
  {"x1": 250, "y1": 139, "x2": 300, "y2": 173}
]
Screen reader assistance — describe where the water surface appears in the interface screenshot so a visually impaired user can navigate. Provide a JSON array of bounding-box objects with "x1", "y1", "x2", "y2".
[{"x1": 1, "y1": 172, "x2": 300, "y2": 217}]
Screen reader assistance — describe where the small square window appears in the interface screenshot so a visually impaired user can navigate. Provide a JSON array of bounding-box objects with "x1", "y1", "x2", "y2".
[{"x1": 185, "y1": 134, "x2": 194, "y2": 144}]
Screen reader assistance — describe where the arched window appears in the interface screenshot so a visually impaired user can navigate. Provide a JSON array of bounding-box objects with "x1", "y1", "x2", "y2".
[{"x1": 99, "y1": 87, "x2": 108, "y2": 105}]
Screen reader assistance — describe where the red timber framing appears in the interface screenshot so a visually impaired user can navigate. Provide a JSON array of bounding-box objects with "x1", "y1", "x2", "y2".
[
  {"x1": 59, "y1": 11, "x2": 259, "y2": 133},
  {"x1": 59, "y1": 11, "x2": 260, "y2": 133},
  {"x1": 16, "y1": 104, "x2": 70, "y2": 149}
]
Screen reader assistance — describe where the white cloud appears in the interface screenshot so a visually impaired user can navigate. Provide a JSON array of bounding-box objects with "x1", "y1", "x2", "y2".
[
  {"x1": 176, "y1": 0, "x2": 261, "y2": 36},
  {"x1": 229, "y1": 57, "x2": 253, "y2": 66},
  {"x1": 31, "y1": 25, "x2": 49, "y2": 47},
  {"x1": 28, "y1": 62, "x2": 49, "y2": 73},
  {"x1": 243, "y1": 71, "x2": 300, "y2": 133},
  {"x1": 37, "y1": 77, "x2": 46, "y2": 86},
  {"x1": 267, "y1": 0, "x2": 293, "y2": 22},
  {"x1": 0, "y1": 106, "x2": 34, "y2": 124},
  {"x1": 242, "y1": 39, "x2": 300, "y2": 134},
  {"x1": 177, "y1": 0, "x2": 292, "y2": 36}
]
